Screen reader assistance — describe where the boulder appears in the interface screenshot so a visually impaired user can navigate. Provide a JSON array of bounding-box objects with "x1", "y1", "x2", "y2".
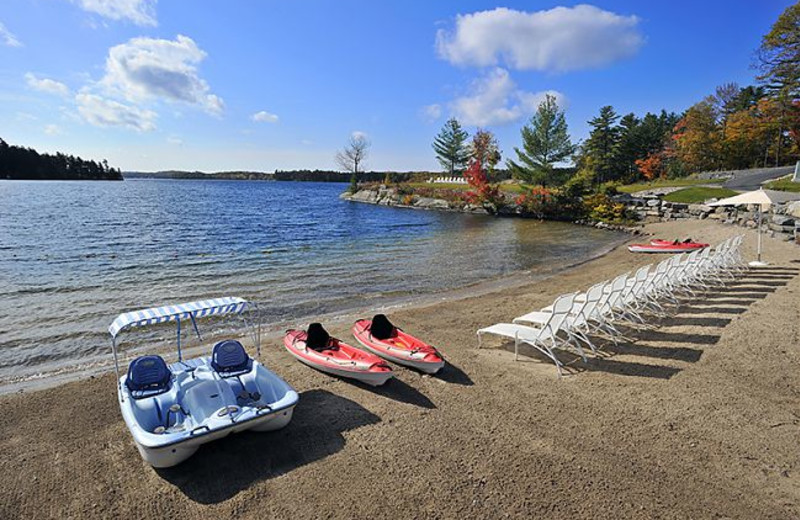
[
  {"x1": 772, "y1": 214, "x2": 795, "y2": 226},
  {"x1": 415, "y1": 197, "x2": 450, "y2": 210},
  {"x1": 786, "y1": 201, "x2": 800, "y2": 219},
  {"x1": 646, "y1": 198, "x2": 661, "y2": 207}
]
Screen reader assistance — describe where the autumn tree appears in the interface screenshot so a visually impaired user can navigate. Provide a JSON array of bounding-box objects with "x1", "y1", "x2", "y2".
[
  {"x1": 672, "y1": 100, "x2": 722, "y2": 173},
  {"x1": 757, "y1": 2, "x2": 800, "y2": 97},
  {"x1": 507, "y1": 94, "x2": 575, "y2": 187},
  {"x1": 468, "y1": 129, "x2": 501, "y2": 180},
  {"x1": 336, "y1": 133, "x2": 370, "y2": 192},
  {"x1": 432, "y1": 118, "x2": 470, "y2": 175}
]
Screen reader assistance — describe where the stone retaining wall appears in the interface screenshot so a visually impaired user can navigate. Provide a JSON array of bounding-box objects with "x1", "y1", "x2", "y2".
[{"x1": 617, "y1": 194, "x2": 800, "y2": 243}]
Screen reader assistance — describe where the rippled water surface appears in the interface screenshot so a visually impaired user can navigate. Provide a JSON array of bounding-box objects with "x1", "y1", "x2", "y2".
[{"x1": 0, "y1": 179, "x2": 621, "y2": 382}]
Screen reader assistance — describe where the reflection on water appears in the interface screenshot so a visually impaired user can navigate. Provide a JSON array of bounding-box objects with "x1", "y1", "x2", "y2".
[{"x1": 0, "y1": 179, "x2": 621, "y2": 382}]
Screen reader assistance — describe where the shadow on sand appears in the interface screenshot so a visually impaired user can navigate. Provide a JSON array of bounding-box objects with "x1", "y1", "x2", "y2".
[
  {"x1": 156, "y1": 389, "x2": 380, "y2": 504},
  {"x1": 352, "y1": 376, "x2": 436, "y2": 409},
  {"x1": 433, "y1": 361, "x2": 474, "y2": 386}
]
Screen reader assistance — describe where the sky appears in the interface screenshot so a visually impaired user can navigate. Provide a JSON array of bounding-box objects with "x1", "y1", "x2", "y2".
[{"x1": 0, "y1": 0, "x2": 794, "y2": 172}]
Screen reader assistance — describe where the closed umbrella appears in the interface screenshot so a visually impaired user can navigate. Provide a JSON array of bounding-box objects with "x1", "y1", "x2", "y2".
[{"x1": 708, "y1": 188, "x2": 800, "y2": 266}]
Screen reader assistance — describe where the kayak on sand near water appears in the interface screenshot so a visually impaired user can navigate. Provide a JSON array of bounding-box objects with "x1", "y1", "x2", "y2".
[
  {"x1": 283, "y1": 323, "x2": 394, "y2": 386},
  {"x1": 352, "y1": 314, "x2": 445, "y2": 374},
  {"x1": 628, "y1": 238, "x2": 709, "y2": 253}
]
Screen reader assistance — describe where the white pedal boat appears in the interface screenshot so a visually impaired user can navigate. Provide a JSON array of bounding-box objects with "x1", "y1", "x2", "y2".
[{"x1": 109, "y1": 297, "x2": 299, "y2": 468}]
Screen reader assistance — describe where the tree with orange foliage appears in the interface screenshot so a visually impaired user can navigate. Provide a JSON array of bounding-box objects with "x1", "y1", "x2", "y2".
[
  {"x1": 634, "y1": 153, "x2": 664, "y2": 180},
  {"x1": 672, "y1": 100, "x2": 722, "y2": 173}
]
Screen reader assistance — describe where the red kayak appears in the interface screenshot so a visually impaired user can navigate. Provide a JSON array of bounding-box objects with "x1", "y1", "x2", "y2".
[
  {"x1": 650, "y1": 239, "x2": 709, "y2": 248},
  {"x1": 628, "y1": 239, "x2": 708, "y2": 253},
  {"x1": 284, "y1": 324, "x2": 393, "y2": 386},
  {"x1": 352, "y1": 315, "x2": 445, "y2": 374}
]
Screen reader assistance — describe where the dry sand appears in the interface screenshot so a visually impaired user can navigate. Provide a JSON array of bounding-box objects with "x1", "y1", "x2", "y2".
[{"x1": 2, "y1": 219, "x2": 799, "y2": 519}]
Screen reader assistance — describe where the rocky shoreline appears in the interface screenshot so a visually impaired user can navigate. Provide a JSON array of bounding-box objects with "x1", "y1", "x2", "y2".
[
  {"x1": 341, "y1": 186, "x2": 642, "y2": 234},
  {"x1": 343, "y1": 185, "x2": 800, "y2": 244}
]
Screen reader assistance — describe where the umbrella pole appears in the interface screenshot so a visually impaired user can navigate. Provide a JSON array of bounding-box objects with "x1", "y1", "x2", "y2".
[
  {"x1": 750, "y1": 205, "x2": 768, "y2": 267},
  {"x1": 757, "y1": 206, "x2": 763, "y2": 262}
]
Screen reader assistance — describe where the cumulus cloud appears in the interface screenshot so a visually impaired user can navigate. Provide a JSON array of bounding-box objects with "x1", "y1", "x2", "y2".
[
  {"x1": 436, "y1": 5, "x2": 643, "y2": 73},
  {"x1": 420, "y1": 103, "x2": 442, "y2": 123},
  {"x1": 44, "y1": 124, "x2": 63, "y2": 135},
  {"x1": 75, "y1": 0, "x2": 157, "y2": 26},
  {"x1": 450, "y1": 68, "x2": 564, "y2": 126},
  {"x1": 251, "y1": 110, "x2": 279, "y2": 123},
  {"x1": 0, "y1": 22, "x2": 22, "y2": 47},
  {"x1": 25, "y1": 73, "x2": 70, "y2": 97},
  {"x1": 101, "y1": 35, "x2": 223, "y2": 114},
  {"x1": 76, "y1": 92, "x2": 157, "y2": 131}
]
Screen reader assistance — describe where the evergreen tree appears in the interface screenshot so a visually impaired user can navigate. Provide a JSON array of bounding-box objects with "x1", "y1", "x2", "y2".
[
  {"x1": 507, "y1": 94, "x2": 575, "y2": 187},
  {"x1": 432, "y1": 118, "x2": 470, "y2": 175},
  {"x1": 584, "y1": 105, "x2": 621, "y2": 184},
  {"x1": 613, "y1": 113, "x2": 642, "y2": 182}
]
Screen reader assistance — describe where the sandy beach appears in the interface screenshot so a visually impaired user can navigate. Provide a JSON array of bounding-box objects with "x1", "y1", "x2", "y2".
[{"x1": 2, "y1": 219, "x2": 799, "y2": 519}]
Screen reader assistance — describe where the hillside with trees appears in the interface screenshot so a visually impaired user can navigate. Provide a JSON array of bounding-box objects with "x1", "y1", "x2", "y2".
[{"x1": 0, "y1": 138, "x2": 122, "y2": 181}]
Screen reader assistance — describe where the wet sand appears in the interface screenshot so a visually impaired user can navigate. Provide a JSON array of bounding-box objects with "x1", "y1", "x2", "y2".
[{"x1": 2, "y1": 220, "x2": 799, "y2": 519}]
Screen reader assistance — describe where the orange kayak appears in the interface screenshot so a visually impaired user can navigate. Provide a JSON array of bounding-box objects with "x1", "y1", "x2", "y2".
[
  {"x1": 352, "y1": 316, "x2": 444, "y2": 374},
  {"x1": 283, "y1": 327, "x2": 393, "y2": 386}
]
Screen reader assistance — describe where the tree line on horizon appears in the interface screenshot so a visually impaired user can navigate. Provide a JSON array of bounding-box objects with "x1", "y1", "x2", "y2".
[
  {"x1": 429, "y1": 2, "x2": 800, "y2": 192},
  {"x1": 0, "y1": 138, "x2": 122, "y2": 181}
]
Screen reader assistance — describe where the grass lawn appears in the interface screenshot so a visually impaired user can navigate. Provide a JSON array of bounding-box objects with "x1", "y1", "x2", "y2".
[
  {"x1": 617, "y1": 177, "x2": 724, "y2": 194},
  {"x1": 764, "y1": 176, "x2": 800, "y2": 192},
  {"x1": 662, "y1": 186, "x2": 738, "y2": 204}
]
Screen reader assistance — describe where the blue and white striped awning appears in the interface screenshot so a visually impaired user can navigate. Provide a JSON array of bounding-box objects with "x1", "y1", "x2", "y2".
[{"x1": 109, "y1": 297, "x2": 250, "y2": 339}]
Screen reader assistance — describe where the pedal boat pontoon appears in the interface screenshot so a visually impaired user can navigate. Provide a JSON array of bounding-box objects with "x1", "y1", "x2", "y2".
[{"x1": 109, "y1": 297, "x2": 299, "y2": 468}]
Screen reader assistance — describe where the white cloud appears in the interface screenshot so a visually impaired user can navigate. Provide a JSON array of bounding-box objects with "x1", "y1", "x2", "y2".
[
  {"x1": 420, "y1": 103, "x2": 442, "y2": 123},
  {"x1": 300, "y1": 139, "x2": 313, "y2": 146},
  {"x1": 75, "y1": 0, "x2": 157, "y2": 26},
  {"x1": 76, "y1": 92, "x2": 157, "y2": 131},
  {"x1": 44, "y1": 124, "x2": 63, "y2": 135},
  {"x1": 25, "y1": 73, "x2": 70, "y2": 97},
  {"x1": 251, "y1": 110, "x2": 279, "y2": 123},
  {"x1": 436, "y1": 5, "x2": 643, "y2": 73},
  {"x1": 101, "y1": 35, "x2": 223, "y2": 114},
  {"x1": 0, "y1": 22, "x2": 22, "y2": 47},
  {"x1": 450, "y1": 68, "x2": 564, "y2": 126},
  {"x1": 351, "y1": 131, "x2": 369, "y2": 141},
  {"x1": 166, "y1": 135, "x2": 183, "y2": 145}
]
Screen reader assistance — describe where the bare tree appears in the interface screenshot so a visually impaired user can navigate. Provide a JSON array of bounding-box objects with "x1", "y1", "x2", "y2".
[{"x1": 336, "y1": 134, "x2": 370, "y2": 174}]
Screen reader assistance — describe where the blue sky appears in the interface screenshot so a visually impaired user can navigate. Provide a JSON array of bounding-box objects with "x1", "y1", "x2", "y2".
[{"x1": 0, "y1": 1, "x2": 793, "y2": 172}]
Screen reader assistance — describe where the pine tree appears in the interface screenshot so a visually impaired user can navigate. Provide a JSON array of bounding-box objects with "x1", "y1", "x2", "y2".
[
  {"x1": 507, "y1": 94, "x2": 574, "y2": 187},
  {"x1": 584, "y1": 105, "x2": 621, "y2": 184},
  {"x1": 432, "y1": 118, "x2": 470, "y2": 175}
]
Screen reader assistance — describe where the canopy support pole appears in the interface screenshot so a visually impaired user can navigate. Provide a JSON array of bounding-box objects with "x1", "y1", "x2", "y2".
[
  {"x1": 111, "y1": 338, "x2": 122, "y2": 402},
  {"x1": 176, "y1": 319, "x2": 183, "y2": 362}
]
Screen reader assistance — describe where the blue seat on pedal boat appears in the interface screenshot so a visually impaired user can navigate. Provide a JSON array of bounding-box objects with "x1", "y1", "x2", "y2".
[
  {"x1": 211, "y1": 340, "x2": 253, "y2": 377},
  {"x1": 126, "y1": 355, "x2": 172, "y2": 399}
]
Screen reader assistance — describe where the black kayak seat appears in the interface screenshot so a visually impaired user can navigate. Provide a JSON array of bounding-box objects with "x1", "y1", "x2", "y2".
[
  {"x1": 126, "y1": 355, "x2": 172, "y2": 399},
  {"x1": 370, "y1": 314, "x2": 396, "y2": 340},
  {"x1": 306, "y1": 323, "x2": 332, "y2": 351},
  {"x1": 211, "y1": 340, "x2": 253, "y2": 377}
]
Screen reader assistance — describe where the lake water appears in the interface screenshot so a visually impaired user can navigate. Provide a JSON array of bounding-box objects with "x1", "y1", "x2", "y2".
[{"x1": 0, "y1": 179, "x2": 622, "y2": 385}]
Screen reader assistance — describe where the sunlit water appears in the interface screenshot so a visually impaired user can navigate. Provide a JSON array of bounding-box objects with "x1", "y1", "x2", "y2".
[{"x1": 0, "y1": 179, "x2": 623, "y2": 383}]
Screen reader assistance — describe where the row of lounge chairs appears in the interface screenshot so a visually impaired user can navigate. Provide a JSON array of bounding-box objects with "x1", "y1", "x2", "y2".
[{"x1": 476, "y1": 236, "x2": 746, "y2": 376}]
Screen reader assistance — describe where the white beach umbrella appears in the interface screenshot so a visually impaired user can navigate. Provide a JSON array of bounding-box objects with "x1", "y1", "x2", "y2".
[{"x1": 708, "y1": 188, "x2": 800, "y2": 266}]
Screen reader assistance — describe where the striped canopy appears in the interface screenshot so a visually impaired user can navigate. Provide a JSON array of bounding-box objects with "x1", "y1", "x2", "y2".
[{"x1": 109, "y1": 297, "x2": 250, "y2": 339}]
